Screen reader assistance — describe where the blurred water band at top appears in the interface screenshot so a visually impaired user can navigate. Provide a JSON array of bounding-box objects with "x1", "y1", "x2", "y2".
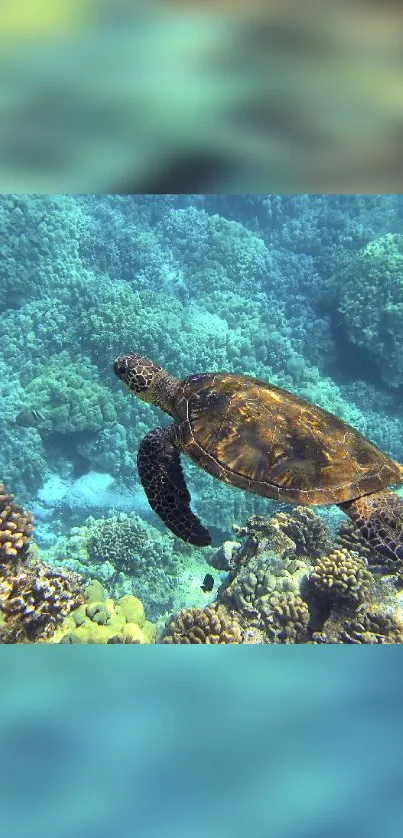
[
  {"x1": 0, "y1": 0, "x2": 402, "y2": 192},
  {"x1": 0, "y1": 0, "x2": 95, "y2": 39}
]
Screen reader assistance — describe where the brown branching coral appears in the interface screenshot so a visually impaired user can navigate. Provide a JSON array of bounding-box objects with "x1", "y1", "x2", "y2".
[
  {"x1": 0, "y1": 564, "x2": 84, "y2": 643},
  {"x1": 311, "y1": 548, "x2": 373, "y2": 607},
  {"x1": 160, "y1": 604, "x2": 243, "y2": 644},
  {"x1": 0, "y1": 481, "x2": 84, "y2": 643},
  {"x1": 0, "y1": 483, "x2": 34, "y2": 568},
  {"x1": 261, "y1": 593, "x2": 310, "y2": 643},
  {"x1": 87, "y1": 514, "x2": 144, "y2": 575}
]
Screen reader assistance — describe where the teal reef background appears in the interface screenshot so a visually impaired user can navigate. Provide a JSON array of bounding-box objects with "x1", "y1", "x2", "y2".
[{"x1": 2, "y1": 193, "x2": 403, "y2": 621}]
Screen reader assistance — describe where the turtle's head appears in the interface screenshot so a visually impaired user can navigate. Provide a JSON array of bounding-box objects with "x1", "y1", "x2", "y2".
[{"x1": 113, "y1": 354, "x2": 178, "y2": 415}]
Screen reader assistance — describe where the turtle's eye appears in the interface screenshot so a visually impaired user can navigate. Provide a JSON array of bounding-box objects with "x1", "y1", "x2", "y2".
[{"x1": 113, "y1": 358, "x2": 128, "y2": 377}]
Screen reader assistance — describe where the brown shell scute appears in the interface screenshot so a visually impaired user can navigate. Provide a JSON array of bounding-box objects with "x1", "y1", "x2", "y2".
[{"x1": 181, "y1": 374, "x2": 402, "y2": 505}]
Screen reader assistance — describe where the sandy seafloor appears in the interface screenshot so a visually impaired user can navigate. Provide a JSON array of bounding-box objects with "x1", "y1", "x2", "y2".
[{"x1": 2, "y1": 193, "x2": 403, "y2": 638}]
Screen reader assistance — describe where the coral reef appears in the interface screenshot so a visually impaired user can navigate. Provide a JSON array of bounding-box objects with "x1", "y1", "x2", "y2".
[
  {"x1": 210, "y1": 508, "x2": 403, "y2": 644},
  {"x1": 56, "y1": 581, "x2": 155, "y2": 644},
  {"x1": 0, "y1": 195, "x2": 87, "y2": 310},
  {"x1": 221, "y1": 511, "x2": 312, "y2": 642},
  {"x1": 160, "y1": 603, "x2": 243, "y2": 644},
  {"x1": 84, "y1": 512, "x2": 196, "y2": 583},
  {"x1": 331, "y1": 234, "x2": 403, "y2": 387},
  {"x1": 270, "y1": 507, "x2": 331, "y2": 559},
  {"x1": 311, "y1": 548, "x2": 373, "y2": 607},
  {"x1": 156, "y1": 207, "x2": 271, "y2": 297},
  {"x1": 262, "y1": 593, "x2": 310, "y2": 644},
  {"x1": 25, "y1": 353, "x2": 116, "y2": 434},
  {"x1": 232, "y1": 514, "x2": 298, "y2": 562},
  {"x1": 0, "y1": 563, "x2": 84, "y2": 643},
  {"x1": 232, "y1": 506, "x2": 330, "y2": 567},
  {"x1": 2, "y1": 194, "x2": 403, "y2": 531},
  {"x1": 1, "y1": 429, "x2": 48, "y2": 500},
  {"x1": 0, "y1": 483, "x2": 34, "y2": 567},
  {"x1": 224, "y1": 558, "x2": 308, "y2": 618},
  {"x1": 334, "y1": 520, "x2": 403, "y2": 574},
  {"x1": 44, "y1": 511, "x2": 215, "y2": 621},
  {"x1": 2, "y1": 193, "x2": 403, "y2": 643},
  {"x1": 222, "y1": 557, "x2": 310, "y2": 644},
  {"x1": 3, "y1": 480, "x2": 403, "y2": 644},
  {"x1": 209, "y1": 540, "x2": 241, "y2": 571},
  {"x1": 0, "y1": 482, "x2": 84, "y2": 643},
  {"x1": 314, "y1": 605, "x2": 403, "y2": 644}
]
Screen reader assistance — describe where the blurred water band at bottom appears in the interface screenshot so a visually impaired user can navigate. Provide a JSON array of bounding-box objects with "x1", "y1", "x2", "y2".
[{"x1": 0, "y1": 648, "x2": 402, "y2": 838}]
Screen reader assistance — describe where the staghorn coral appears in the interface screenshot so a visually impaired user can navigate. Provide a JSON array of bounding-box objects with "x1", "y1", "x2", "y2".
[
  {"x1": 0, "y1": 483, "x2": 34, "y2": 568},
  {"x1": 160, "y1": 604, "x2": 243, "y2": 644},
  {"x1": 0, "y1": 563, "x2": 84, "y2": 643},
  {"x1": 311, "y1": 548, "x2": 373, "y2": 607},
  {"x1": 314, "y1": 605, "x2": 403, "y2": 645}
]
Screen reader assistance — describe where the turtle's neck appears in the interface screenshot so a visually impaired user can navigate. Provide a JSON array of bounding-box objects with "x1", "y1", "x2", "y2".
[{"x1": 153, "y1": 371, "x2": 181, "y2": 418}]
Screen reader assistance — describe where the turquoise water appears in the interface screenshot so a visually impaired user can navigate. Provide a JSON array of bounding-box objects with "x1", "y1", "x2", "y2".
[
  {"x1": 2, "y1": 193, "x2": 403, "y2": 632},
  {"x1": 1, "y1": 648, "x2": 401, "y2": 838}
]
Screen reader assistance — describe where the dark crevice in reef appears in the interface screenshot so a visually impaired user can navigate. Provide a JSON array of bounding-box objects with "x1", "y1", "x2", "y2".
[
  {"x1": 321, "y1": 308, "x2": 384, "y2": 388},
  {"x1": 41, "y1": 431, "x2": 93, "y2": 479}
]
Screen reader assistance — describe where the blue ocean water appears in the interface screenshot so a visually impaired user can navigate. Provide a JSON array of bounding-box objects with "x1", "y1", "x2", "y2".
[
  {"x1": 1, "y1": 647, "x2": 403, "y2": 838},
  {"x1": 2, "y1": 193, "x2": 403, "y2": 636}
]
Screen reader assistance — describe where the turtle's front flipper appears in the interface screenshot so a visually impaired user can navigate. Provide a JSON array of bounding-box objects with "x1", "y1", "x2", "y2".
[
  {"x1": 340, "y1": 490, "x2": 403, "y2": 563},
  {"x1": 137, "y1": 425, "x2": 212, "y2": 547}
]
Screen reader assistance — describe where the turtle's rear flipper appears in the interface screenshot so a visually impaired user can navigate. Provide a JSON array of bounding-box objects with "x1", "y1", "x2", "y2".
[
  {"x1": 340, "y1": 490, "x2": 403, "y2": 563},
  {"x1": 137, "y1": 426, "x2": 212, "y2": 547}
]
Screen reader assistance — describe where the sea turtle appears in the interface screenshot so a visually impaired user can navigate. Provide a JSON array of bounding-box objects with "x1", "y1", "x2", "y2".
[{"x1": 113, "y1": 354, "x2": 403, "y2": 561}]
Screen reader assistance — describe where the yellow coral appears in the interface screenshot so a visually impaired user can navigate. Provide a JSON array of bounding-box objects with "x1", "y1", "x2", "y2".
[
  {"x1": 54, "y1": 589, "x2": 155, "y2": 644},
  {"x1": 118, "y1": 594, "x2": 145, "y2": 627}
]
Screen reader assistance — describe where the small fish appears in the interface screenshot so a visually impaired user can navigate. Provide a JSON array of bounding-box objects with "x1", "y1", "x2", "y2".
[
  {"x1": 8, "y1": 408, "x2": 46, "y2": 428},
  {"x1": 201, "y1": 573, "x2": 214, "y2": 593}
]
